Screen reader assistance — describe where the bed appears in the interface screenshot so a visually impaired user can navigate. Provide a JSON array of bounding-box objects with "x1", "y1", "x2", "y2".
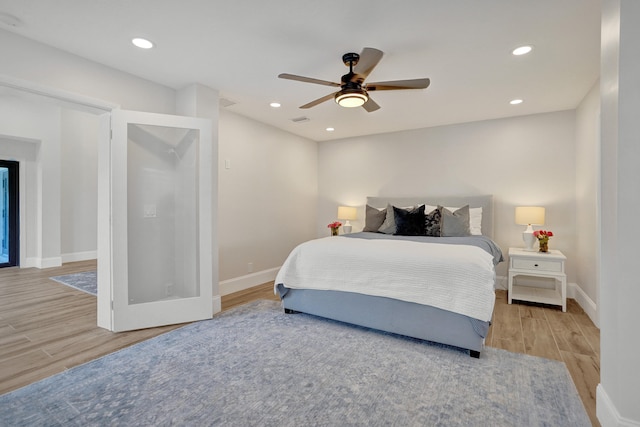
[{"x1": 274, "y1": 195, "x2": 503, "y2": 358}]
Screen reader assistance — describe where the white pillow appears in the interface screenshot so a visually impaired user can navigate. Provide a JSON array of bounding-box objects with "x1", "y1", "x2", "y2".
[{"x1": 425, "y1": 205, "x2": 482, "y2": 235}]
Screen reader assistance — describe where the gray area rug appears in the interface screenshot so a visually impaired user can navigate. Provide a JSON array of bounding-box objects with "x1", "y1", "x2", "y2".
[
  {"x1": 49, "y1": 271, "x2": 97, "y2": 296},
  {"x1": 0, "y1": 300, "x2": 589, "y2": 426}
]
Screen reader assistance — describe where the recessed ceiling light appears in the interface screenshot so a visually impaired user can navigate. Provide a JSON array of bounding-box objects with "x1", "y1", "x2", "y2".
[
  {"x1": 512, "y1": 45, "x2": 533, "y2": 56},
  {"x1": 510, "y1": 99, "x2": 524, "y2": 105},
  {"x1": 132, "y1": 38, "x2": 154, "y2": 49},
  {"x1": 270, "y1": 102, "x2": 281, "y2": 108},
  {"x1": 326, "y1": 127, "x2": 335, "y2": 132}
]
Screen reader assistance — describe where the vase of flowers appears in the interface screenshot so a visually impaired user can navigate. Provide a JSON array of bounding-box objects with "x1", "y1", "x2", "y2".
[
  {"x1": 533, "y1": 230, "x2": 553, "y2": 252},
  {"x1": 328, "y1": 221, "x2": 342, "y2": 236}
]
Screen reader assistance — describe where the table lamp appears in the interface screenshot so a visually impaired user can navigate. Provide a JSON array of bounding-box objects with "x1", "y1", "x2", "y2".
[
  {"x1": 515, "y1": 206, "x2": 545, "y2": 251},
  {"x1": 337, "y1": 206, "x2": 357, "y2": 234}
]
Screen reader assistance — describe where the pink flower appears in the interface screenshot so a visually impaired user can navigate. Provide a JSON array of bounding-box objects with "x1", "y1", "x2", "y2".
[
  {"x1": 327, "y1": 221, "x2": 342, "y2": 229},
  {"x1": 533, "y1": 230, "x2": 554, "y2": 240}
]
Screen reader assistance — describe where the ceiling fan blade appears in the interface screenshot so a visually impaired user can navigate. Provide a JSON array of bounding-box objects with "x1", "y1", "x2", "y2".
[
  {"x1": 366, "y1": 78, "x2": 431, "y2": 91},
  {"x1": 300, "y1": 92, "x2": 336, "y2": 109},
  {"x1": 278, "y1": 73, "x2": 341, "y2": 88},
  {"x1": 362, "y1": 97, "x2": 381, "y2": 112},
  {"x1": 352, "y1": 48, "x2": 384, "y2": 82}
]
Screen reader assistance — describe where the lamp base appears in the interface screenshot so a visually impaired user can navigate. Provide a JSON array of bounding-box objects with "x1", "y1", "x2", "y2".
[
  {"x1": 343, "y1": 220, "x2": 352, "y2": 234},
  {"x1": 522, "y1": 229, "x2": 536, "y2": 251}
]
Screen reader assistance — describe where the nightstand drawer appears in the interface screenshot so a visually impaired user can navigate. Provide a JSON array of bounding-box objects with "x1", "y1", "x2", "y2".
[{"x1": 512, "y1": 258, "x2": 563, "y2": 272}]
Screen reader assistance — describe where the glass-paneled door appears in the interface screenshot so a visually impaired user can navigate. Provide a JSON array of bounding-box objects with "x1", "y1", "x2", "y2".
[{"x1": 99, "y1": 110, "x2": 213, "y2": 332}]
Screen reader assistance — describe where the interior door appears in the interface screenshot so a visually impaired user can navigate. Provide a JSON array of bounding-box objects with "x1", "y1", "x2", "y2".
[
  {"x1": 101, "y1": 109, "x2": 213, "y2": 332},
  {"x1": 0, "y1": 160, "x2": 18, "y2": 268}
]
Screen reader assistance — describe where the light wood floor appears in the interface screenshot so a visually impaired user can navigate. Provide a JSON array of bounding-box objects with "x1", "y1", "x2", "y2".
[
  {"x1": 489, "y1": 290, "x2": 600, "y2": 426},
  {"x1": 0, "y1": 261, "x2": 599, "y2": 426}
]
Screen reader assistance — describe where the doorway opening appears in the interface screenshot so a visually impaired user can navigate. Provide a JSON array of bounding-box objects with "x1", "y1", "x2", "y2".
[{"x1": 0, "y1": 160, "x2": 19, "y2": 268}]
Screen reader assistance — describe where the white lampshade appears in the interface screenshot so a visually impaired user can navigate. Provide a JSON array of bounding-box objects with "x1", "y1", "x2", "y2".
[
  {"x1": 337, "y1": 206, "x2": 357, "y2": 221},
  {"x1": 337, "y1": 206, "x2": 357, "y2": 233},
  {"x1": 515, "y1": 206, "x2": 545, "y2": 226},
  {"x1": 515, "y1": 206, "x2": 545, "y2": 251}
]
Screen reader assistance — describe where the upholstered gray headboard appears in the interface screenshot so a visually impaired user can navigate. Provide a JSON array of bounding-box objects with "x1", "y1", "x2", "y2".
[{"x1": 366, "y1": 195, "x2": 494, "y2": 238}]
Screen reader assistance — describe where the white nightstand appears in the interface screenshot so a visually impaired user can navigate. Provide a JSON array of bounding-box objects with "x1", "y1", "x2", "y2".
[{"x1": 507, "y1": 247, "x2": 567, "y2": 312}]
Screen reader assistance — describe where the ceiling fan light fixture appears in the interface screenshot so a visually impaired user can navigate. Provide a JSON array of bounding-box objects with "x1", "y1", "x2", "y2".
[{"x1": 335, "y1": 88, "x2": 368, "y2": 108}]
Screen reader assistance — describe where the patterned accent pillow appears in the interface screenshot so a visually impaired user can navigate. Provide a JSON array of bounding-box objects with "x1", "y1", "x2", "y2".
[
  {"x1": 424, "y1": 207, "x2": 441, "y2": 237},
  {"x1": 393, "y1": 205, "x2": 426, "y2": 236}
]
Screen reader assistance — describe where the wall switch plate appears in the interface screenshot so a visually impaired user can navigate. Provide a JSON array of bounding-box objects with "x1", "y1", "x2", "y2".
[{"x1": 143, "y1": 204, "x2": 157, "y2": 218}]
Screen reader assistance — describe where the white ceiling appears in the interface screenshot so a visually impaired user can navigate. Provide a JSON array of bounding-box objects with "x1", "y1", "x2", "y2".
[{"x1": 0, "y1": 0, "x2": 601, "y2": 142}]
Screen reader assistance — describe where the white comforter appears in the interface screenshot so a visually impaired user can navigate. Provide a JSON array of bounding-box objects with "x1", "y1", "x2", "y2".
[{"x1": 274, "y1": 236, "x2": 496, "y2": 322}]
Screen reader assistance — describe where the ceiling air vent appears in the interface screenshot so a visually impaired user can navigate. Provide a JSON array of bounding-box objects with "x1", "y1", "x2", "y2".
[
  {"x1": 219, "y1": 98, "x2": 236, "y2": 108},
  {"x1": 291, "y1": 116, "x2": 310, "y2": 123}
]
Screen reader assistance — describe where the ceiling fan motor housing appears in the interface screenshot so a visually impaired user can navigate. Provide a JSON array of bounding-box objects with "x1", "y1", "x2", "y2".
[{"x1": 342, "y1": 52, "x2": 360, "y2": 67}]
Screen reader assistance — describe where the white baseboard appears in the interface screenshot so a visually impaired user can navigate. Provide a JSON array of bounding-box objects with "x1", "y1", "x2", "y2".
[
  {"x1": 24, "y1": 256, "x2": 62, "y2": 269},
  {"x1": 24, "y1": 257, "x2": 38, "y2": 268},
  {"x1": 219, "y1": 267, "x2": 280, "y2": 296},
  {"x1": 597, "y1": 384, "x2": 640, "y2": 426},
  {"x1": 568, "y1": 282, "x2": 599, "y2": 327},
  {"x1": 61, "y1": 250, "x2": 97, "y2": 263}
]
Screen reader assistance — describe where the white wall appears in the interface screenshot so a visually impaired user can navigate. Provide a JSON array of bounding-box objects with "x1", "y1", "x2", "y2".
[
  {"x1": 218, "y1": 110, "x2": 318, "y2": 287},
  {"x1": 60, "y1": 109, "x2": 99, "y2": 261},
  {"x1": 318, "y1": 111, "x2": 577, "y2": 281},
  {"x1": 597, "y1": 0, "x2": 640, "y2": 425},
  {"x1": 575, "y1": 81, "x2": 601, "y2": 325}
]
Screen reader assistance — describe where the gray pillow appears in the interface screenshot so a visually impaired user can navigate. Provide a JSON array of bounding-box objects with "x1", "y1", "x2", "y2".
[
  {"x1": 377, "y1": 204, "x2": 397, "y2": 234},
  {"x1": 439, "y1": 205, "x2": 471, "y2": 237},
  {"x1": 363, "y1": 205, "x2": 386, "y2": 232},
  {"x1": 378, "y1": 204, "x2": 418, "y2": 234}
]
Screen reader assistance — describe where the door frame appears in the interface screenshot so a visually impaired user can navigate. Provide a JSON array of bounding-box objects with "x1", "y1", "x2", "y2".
[
  {"x1": 0, "y1": 160, "x2": 19, "y2": 267},
  {"x1": 1, "y1": 75, "x2": 118, "y2": 270}
]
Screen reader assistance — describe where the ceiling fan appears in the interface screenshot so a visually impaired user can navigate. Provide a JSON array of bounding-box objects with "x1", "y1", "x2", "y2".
[{"x1": 278, "y1": 47, "x2": 430, "y2": 112}]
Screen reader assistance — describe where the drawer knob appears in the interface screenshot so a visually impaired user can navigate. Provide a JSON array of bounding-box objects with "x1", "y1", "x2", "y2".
[{"x1": 534, "y1": 263, "x2": 539, "y2": 267}]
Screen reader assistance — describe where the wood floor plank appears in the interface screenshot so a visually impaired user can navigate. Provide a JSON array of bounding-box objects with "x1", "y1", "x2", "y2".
[
  {"x1": 577, "y1": 322, "x2": 601, "y2": 357},
  {"x1": 0, "y1": 349, "x2": 55, "y2": 383},
  {"x1": 490, "y1": 301, "x2": 523, "y2": 342},
  {"x1": 518, "y1": 304, "x2": 547, "y2": 319},
  {"x1": 521, "y1": 317, "x2": 563, "y2": 361},
  {"x1": 561, "y1": 350, "x2": 600, "y2": 427},
  {"x1": 491, "y1": 338, "x2": 526, "y2": 354},
  {"x1": 545, "y1": 309, "x2": 596, "y2": 356}
]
